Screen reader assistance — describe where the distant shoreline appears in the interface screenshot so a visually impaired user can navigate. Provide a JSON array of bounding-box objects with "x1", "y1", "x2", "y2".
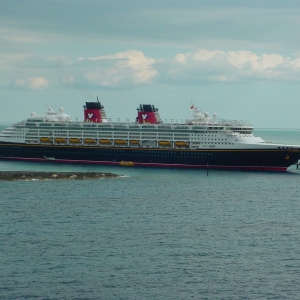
[{"x1": 0, "y1": 171, "x2": 119, "y2": 181}]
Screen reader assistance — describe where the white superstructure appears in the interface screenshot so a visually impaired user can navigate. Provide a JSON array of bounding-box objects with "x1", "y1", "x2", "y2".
[{"x1": 0, "y1": 104, "x2": 296, "y2": 151}]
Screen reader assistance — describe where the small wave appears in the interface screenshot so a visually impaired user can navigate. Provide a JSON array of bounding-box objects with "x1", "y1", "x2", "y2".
[{"x1": 22, "y1": 179, "x2": 40, "y2": 181}]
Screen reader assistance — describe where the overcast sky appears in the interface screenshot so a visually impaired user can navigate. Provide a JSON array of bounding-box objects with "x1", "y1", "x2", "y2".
[{"x1": 1, "y1": 0, "x2": 300, "y2": 128}]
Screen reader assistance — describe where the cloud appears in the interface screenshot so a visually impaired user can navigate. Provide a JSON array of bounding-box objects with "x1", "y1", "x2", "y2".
[
  {"x1": 171, "y1": 49, "x2": 300, "y2": 82},
  {"x1": 291, "y1": 58, "x2": 300, "y2": 68},
  {"x1": 14, "y1": 77, "x2": 49, "y2": 89},
  {"x1": 79, "y1": 50, "x2": 158, "y2": 87},
  {"x1": 0, "y1": 27, "x2": 41, "y2": 43},
  {"x1": 62, "y1": 75, "x2": 74, "y2": 83},
  {"x1": 3, "y1": 49, "x2": 300, "y2": 91}
]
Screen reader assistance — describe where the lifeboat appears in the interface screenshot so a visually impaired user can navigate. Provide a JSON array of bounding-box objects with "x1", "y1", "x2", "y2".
[
  {"x1": 158, "y1": 141, "x2": 171, "y2": 146},
  {"x1": 115, "y1": 139, "x2": 127, "y2": 145},
  {"x1": 99, "y1": 139, "x2": 111, "y2": 145},
  {"x1": 129, "y1": 140, "x2": 139, "y2": 145},
  {"x1": 55, "y1": 138, "x2": 66, "y2": 143},
  {"x1": 175, "y1": 141, "x2": 188, "y2": 147},
  {"x1": 84, "y1": 139, "x2": 96, "y2": 144},
  {"x1": 40, "y1": 137, "x2": 51, "y2": 143},
  {"x1": 120, "y1": 161, "x2": 134, "y2": 166},
  {"x1": 69, "y1": 138, "x2": 81, "y2": 143}
]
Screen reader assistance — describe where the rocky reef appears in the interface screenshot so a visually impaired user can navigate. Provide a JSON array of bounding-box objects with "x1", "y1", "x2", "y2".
[{"x1": 0, "y1": 171, "x2": 119, "y2": 181}]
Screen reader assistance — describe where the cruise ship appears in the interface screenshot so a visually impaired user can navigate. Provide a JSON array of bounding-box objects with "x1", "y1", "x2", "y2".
[{"x1": 0, "y1": 99, "x2": 300, "y2": 171}]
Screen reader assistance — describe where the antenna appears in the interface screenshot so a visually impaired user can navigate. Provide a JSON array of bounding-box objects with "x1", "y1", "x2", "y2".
[{"x1": 46, "y1": 104, "x2": 54, "y2": 112}]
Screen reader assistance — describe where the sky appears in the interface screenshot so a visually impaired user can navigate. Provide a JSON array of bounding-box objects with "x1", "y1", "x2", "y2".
[{"x1": 1, "y1": 0, "x2": 300, "y2": 128}]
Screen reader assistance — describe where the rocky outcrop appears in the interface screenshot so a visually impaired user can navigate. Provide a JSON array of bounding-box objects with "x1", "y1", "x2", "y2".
[{"x1": 0, "y1": 171, "x2": 119, "y2": 181}]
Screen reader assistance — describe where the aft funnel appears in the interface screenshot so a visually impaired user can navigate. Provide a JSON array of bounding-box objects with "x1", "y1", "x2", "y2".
[{"x1": 136, "y1": 104, "x2": 162, "y2": 124}]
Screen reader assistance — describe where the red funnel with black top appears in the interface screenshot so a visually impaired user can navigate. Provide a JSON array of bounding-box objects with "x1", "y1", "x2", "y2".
[
  {"x1": 136, "y1": 104, "x2": 162, "y2": 124},
  {"x1": 83, "y1": 99, "x2": 108, "y2": 123}
]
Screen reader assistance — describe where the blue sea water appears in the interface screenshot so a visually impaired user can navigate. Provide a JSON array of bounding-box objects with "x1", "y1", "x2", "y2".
[{"x1": 1, "y1": 127, "x2": 300, "y2": 299}]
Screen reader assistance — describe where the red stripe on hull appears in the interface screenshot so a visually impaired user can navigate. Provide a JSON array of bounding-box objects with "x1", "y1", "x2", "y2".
[{"x1": 0, "y1": 156, "x2": 288, "y2": 172}]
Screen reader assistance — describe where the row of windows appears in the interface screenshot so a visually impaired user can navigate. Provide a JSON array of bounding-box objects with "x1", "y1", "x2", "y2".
[
  {"x1": 191, "y1": 138, "x2": 227, "y2": 140},
  {"x1": 23, "y1": 133, "x2": 228, "y2": 140},
  {"x1": 191, "y1": 142, "x2": 233, "y2": 145},
  {"x1": 0, "y1": 145, "x2": 214, "y2": 155},
  {"x1": 7, "y1": 149, "x2": 214, "y2": 157},
  {"x1": 17, "y1": 126, "x2": 228, "y2": 134},
  {"x1": 0, "y1": 146, "x2": 22, "y2": 149}
]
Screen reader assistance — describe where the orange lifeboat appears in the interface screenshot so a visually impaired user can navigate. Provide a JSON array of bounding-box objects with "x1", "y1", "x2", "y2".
[
  {"x1": 158, "y1": 141, "x2": 171, "y2": 146},
  {"x1": 55, "y1": 138, "x2": 66, "y2": 143},
  {"x1": 99, "y1": 139, "x2": 111, "y2": 145},
  {"x1": 84, "y1": 139, "x2": 96, "y2": 144},
  {"x1": 175, "y1": 141, "x2": 188, "y2": 147},
  {"x1": 69, "y1": 138, "x2": 81, "y2": 143},
  {"x1": 115, "y1": 139, "x2": 127, "y2": 145},
  {"x1": 120, "y1": 161, "x2": 134, "y2": 166},
  {"x1": 40, "y1": 137, "x2": 51, "y2": 143}
]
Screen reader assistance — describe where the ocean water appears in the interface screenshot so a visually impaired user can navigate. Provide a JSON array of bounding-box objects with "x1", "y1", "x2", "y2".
[{"x1": 1, "y1": 127, "x2": 300, "y2": 299}]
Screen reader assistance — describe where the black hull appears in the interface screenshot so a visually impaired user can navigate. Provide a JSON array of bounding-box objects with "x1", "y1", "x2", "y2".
[{"x1": 1, "y1": 143, "x2": 300, "y2": 171}]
